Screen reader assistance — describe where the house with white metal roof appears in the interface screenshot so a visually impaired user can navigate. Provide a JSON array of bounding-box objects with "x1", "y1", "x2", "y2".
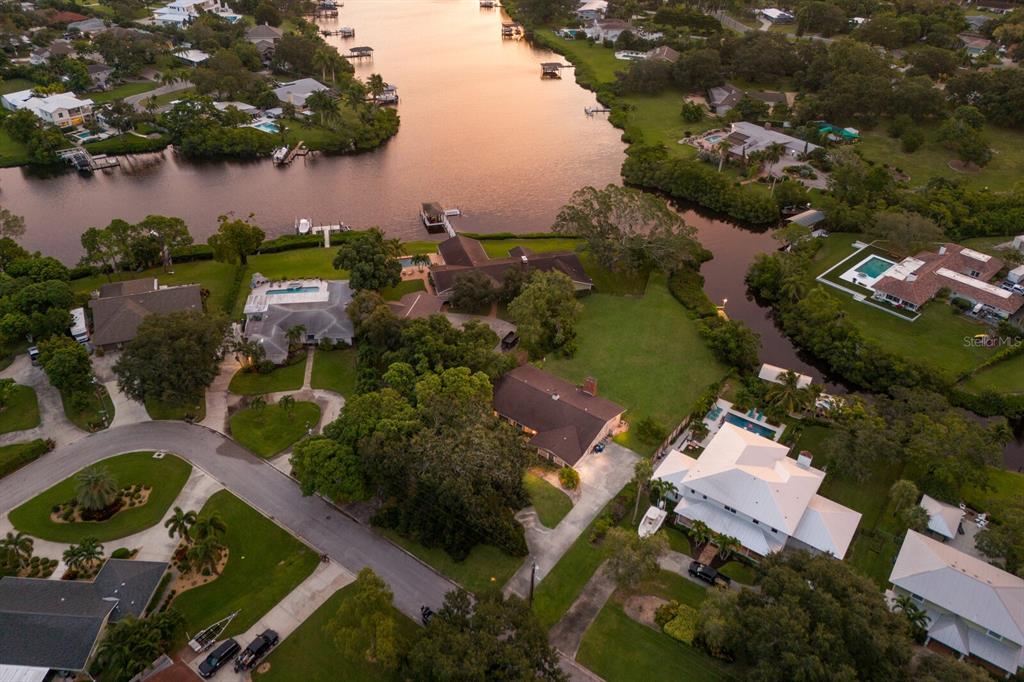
[
  {"x1": 1, "y1": 89, "x2": 93, "y2": 128},
  {"x1": 919, "y1": 494, "x2": 965, "y2": 541},
  {"x1": 889, "y1": 530, "x2": 1024, "y2": 676},
  {"x1": 652, "y1": 423, "x2": 861, "y2": 559}
]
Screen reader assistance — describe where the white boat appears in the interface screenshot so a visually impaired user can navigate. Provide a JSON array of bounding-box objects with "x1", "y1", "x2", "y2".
[
  {"x1": 296, "y1": 217, "x2": 311, "y2": 234},
  {"x1": 272, "y1": 146, "x2": 289, "y2": 164},
  {"x1": 338, "y1": 26, "x2": 355, "y2": 36}
]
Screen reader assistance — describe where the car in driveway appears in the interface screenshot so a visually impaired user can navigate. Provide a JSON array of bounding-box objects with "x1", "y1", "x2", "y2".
[
  {"x1": 198, "y1": 639, "x2": 240, "y2": 678},
  {"x1": 234, "y1": 629, "x2": 279, "y2": 671},
  {"x1": 688, "y1": 561, "x2": 731, "y2": 588}
]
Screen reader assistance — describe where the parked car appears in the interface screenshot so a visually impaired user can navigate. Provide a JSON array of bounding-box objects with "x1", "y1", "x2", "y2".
[
  {"x1": 688, "y1": 561, "x2": 731, "y2": 587},
  {"x1": 234, "y1": 630, "x2": 279, "y2": 672},
  {"x1": 198, "y1": 639, "x2": 240, "y2": 678},
  {"x1": 420, "y1": 605, "x2": 435, "y2": 625},
  {"x1": 27, "y1": 346, "x2": 39, "y2": 365}
]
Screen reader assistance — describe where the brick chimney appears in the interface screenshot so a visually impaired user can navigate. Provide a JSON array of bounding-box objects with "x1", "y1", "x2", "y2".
[{"x1": 582, "y1": 377, "x2": 597, "y2": 396}]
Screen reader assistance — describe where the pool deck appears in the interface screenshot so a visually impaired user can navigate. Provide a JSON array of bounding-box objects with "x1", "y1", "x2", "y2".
[{"x1": 700, "y1": 398, "x2": 783, "y2": 444}]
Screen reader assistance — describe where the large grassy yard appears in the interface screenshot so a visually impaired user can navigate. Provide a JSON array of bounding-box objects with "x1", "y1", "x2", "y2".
[
  {"x1": 145, "y1": 393, "x2": 206, "y2": 421},
  {"x1": 379, "y1": 529, "x2": 523, "y2": 594},
  {"x1": 963, "y1": 467, "x2": 1024, "y2": 516},
  {"x1": 524, "y1": 472, "x2": 573, "y2": 529},
  {"x1": 72, "y1": 261, "x2": 241, "y2": 315},
  {"x1": 543, "y1": 273, "x2": 727, "y2": 455},
  {"x1": 310, "y1": 348, "x2": 358, "y2": 396},
  {"x1": 87, "y1": 81, "x2": 158, "y2": 105},
  {"x1": 9, "y1": 452, "x2": 192, "y2": 542},
  {"x1": 171, "y1": 490, "x2": 319, "y2": 638},
  {"x1": 229, "y1": 401, "x2": 321, "y2": 457},
  {"x1": 255, "y1": 582, "x2": 416, "y2": 682},
  {"x1": 0, "y1": 384, "x2": 40, "y2": 434},
  {"x1": 228, "y1": 359, "x2": 306, "y2": 395}
]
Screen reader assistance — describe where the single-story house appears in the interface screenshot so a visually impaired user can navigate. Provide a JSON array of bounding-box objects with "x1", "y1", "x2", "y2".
[
  {"x1": 919, "y1": 494, "x2": 964, "y2": 541},
  {"x1": 786, "y1": 209, "x2": 826, "y2": 229},
  {"x1": 273, "y1": 78, "x2": 329, "y2": 107},
  {"x1": 653, "y1": 424, "x2": 861, "y2": 559},
  {"x1": 174, "y1": 48, "x2": 210, "y2": 67},
  {"x1": 888, "y1": 530, "x2": 1024, "y2": 677},
  {"x1": 759, "y1": 8, "x2": 794, "y2": 22},
  {"x1": 493, "y1": 364, "x2": 624, "y2": 468},
  {"x1": 67, "y1": 17, "x2": 109, "y2": 35},
  {"x1": 706, "y1": 84, "x2": 786, "y2": 116},
  {"x1": 429, "y1": 235, "x2": 593, "y2": 301},
  {"x1": 1, "y1": 89, "x2": 94, "y2": 128},
  {"x1": 245, "y1": 22, "x2": 283, "y2": 44},
  {"x1": 0, "y1": 559, "x2": 168, "y2": 677},
  {"x1": 586, "y1": 18, "x2": 632, "y2": 42},
  {"x1": 645, "y1": 45, "x2": 680, "y2": 63},
  {"x1": 88, "y1": 277, "x2": 203, "y2": 349},
  {"x1": 871, "y1": 244, "x2": 1024, "y2": 319},
  {"x1": 707, "y1": 121, "x2": 819, "y2": 161},
  {"x1": 29, "y1": 39, "x2": 73, "y2": 65},
  {"x1": 213, "y1": 100, "x2": 258, "y2": 117},
  {"x1": 575, "y1": 0, "x2": 607, "y2": 22},
  {"x1": 959, "y1": 34, "x2": 993, "y2": 56},
  {"x1": 242, "y1": 278, "x2": 353, "y2": 363}
]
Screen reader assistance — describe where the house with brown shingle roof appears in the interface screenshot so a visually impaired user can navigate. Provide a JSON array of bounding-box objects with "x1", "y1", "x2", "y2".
[
  {"x1": 492, "y1": 364, "x2": 623, "y2": 467},
  {"x1": 430, "y1": 236, "x2": 593, "y2": 301},
  {"x1": 871, "y1": 244, "x2": 1024, "y2": 320},
  {"x1": 88, "y1": 278, "x2": 203, "y2": 349}
]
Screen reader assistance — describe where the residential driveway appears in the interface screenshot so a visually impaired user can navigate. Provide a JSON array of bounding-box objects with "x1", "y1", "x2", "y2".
[
  {"x1": 659, "y1": 549, "x2": 743, "y2": 592},
  {"x1": 0, "y1": 421, "x2": 455, "y2": 619},
  {"x1": 93, "y1": 352, "x2": 150, "y2": 428},
  {"x1": 505, "y1": 443, "x2": 639, "y2": 598},
  {"x1": 0, "y1": 355, "x2": 82, "y2": 447}
]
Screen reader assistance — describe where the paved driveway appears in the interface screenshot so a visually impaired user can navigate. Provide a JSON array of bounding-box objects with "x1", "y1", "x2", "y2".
[
  {"x1": 505, "y1": 443, "x2": 639, "y2": 598},
  {"x1": 0, "y1": 355, "x2": 82, "y2": 446},
  {"x1": 0, "y1": 421, "x2": 455, "y2": 619}
]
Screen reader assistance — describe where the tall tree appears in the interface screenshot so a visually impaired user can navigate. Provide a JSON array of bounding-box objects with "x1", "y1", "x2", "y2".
[
  {"x1": 868, "y1": 211, "x2": 944, "y2": 256},
  {"x1": 328, "y1": 567, "x2": 400, "y2": 668},
  {"x1": 136, "y1": 215, "x2": 192, "y2": 270},
  {"x1": 404, "y1": 588, "x2": 565, "y2": 681},
  {"x1": 290, "y1": 436, "x2": 367, "y2": 501},
  {"x1": 603, "y1": 527, "x2": 668, "y2": 588},
  {"x1": 0, "y1": 207, "x2": 26, "y2": 240},
  {"x1": 508, "y1": 270, "x2": 582, "y2": 359},
  {"x1": 93, "y1": 610, "x2": 185, "y2": 682},
  {"x1": 208, "y1": 215, "x2": 265, "y2": 266},
  {"x1": 164, "y1": 506, "x2": 197, "y2": 543},
  {"x1": 333, "y1": 228, "x2": 402, "y2": 291},
  {"x1": 38, "y1": 336, "x2": 94, "y2": 394},
  {"x1": 76, "y1": 466, "x2": 119, "y2": 512}
]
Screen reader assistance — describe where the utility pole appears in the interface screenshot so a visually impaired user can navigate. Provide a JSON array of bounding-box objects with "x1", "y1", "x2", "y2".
[{"x1": 529, "y1": 560, "x2": 538, "y2": 605}]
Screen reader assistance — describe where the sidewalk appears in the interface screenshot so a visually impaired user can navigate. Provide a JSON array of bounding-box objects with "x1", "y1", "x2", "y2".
[{"x1": 549, "y1": 562, "x2": 616, "y2": 659}]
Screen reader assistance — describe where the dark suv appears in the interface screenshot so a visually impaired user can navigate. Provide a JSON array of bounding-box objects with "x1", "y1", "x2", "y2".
[
  {"x1": 198, "y1": 639, "x2": 240, "y2": 678},
  {"x1": 688, "y1": 561, "x2": 731, "y2": 587}
]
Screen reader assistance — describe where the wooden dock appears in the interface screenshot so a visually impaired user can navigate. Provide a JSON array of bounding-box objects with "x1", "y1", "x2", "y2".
[
  {"x1": 57, "y1": 148, "x2": 120, "y2": 172},
  {"x1": 344, "y1": 46, "x2": 373, "y2": 59},
  {"x1": 274, "y1": 142, "x2": 308, "y2": 166}
]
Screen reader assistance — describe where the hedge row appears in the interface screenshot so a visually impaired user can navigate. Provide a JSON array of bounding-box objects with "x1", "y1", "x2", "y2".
[{"x1": 0, "y1": 439, "x2": 53, "y2": 479}]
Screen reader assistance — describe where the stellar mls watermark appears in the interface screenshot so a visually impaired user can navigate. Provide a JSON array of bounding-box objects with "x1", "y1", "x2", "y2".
[{"x1": 965, "y1": 335, "x2": 1024, "y2": 348}]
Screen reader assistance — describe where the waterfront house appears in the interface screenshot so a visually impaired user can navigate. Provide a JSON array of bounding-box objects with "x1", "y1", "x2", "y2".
[
  {"x1": 645, "y1": 45, "x2": 680, "y2": 63},
  {"x1": 870, "y1": 244, "x2": 1024, "y2": 319},
  {"x1": 242, "y1": 278, "x2": 353, "y2": 363},
  {"x1": 272, "y1": 78, "x2": 329, "y2": 108},
  {"x1": 698, "y1": 122, "x2": 819, "y2": 161},
  {"x1": 786, "y1": 209, "x2": 826, "y2": 229},
  {"x1": 706, "y1": 84, "x2": 787, "y2": 116},
  {"x1": 86, "y1": 63, "x2": 114, "y2": 90},
  {"x1": 586, "y1": 18, "x2": 633, "y2": 42},
  {"x1": 653, "y1": 424, "x2": 861, "y2": 559},
  {"x1": 246, "y1": 22, "x2": 283, "y2": 43},
  {"x1": 888, "y1": 530, "x2": 1024, "y2": 677},
  {"x1": 1, "y1": 89, "x2": 94, "y2": 128},
  {"x1": 88, "y1": 278, "x2": 202, "y2": 349},
  {"x1": 493, "y1": 365, "x2": 624, "y2": 468},
  {"x1": 0, "y1": 560, "x2": 168, "y2": 679},
  {"x1": 576, "y1": 0, "x2": 607, "y2": 22},
  {"x1": 429, "y1": 235, "x2": 593, "y2": 301}
]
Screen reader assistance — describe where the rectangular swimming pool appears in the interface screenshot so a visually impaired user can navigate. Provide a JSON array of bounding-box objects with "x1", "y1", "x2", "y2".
[
  {"x1": 856, "y1": 256, "x2": 894, "y2": 279},
  {"x1": 252, "y1": 121, "x2": 280, "y2": 134},
  {"x1": 398, "y1": 257, "x2": 416, "y2": 267},
  {"x1": 266, "y1": 286, "x2": 319, "y2": 296},
  {"x1": 723, "y1": 413, "x2": 778, "y2": 439}
]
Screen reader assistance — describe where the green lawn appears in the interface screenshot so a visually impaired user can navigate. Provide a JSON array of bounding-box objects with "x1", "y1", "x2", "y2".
[
  {"x1": 87, "y1": 81, "x2": 158, "y2": 105},
  {"x1": 628, "y1": 569, "x2": 707, "y2": 609},
  {"x1": 543, "y1": 273, "x2": 727, "y2": 455},
  {"x1": 0, "y1": 384, "x2": 40, "y2": 434},
  {"x1": 9, "y1": 452, "x2": 192, "y2": 542},
  {"x1": 246, "y1": 248, "x2": 344, "y2": 281},
  {"x1": 145, "y1": 394, "x2": 206, "y2": 421},
  {"x1": 146, "y1": 87, "x2": 196, "y2": 107},
  {"x1": 0, "y1": 440, "x2": 49, "y2": 479},
  {"x1": 255, "y1": 583, "x2": 415, "y2": 682},
  {"x1": 0, "y1": 78, "x2": 36, "y2": 94},
  {"x1": 170, "y1": 490, "x2": 319, "y2": 638},
  {"x1": 477, "y1": 237, "x2": 584, "y2": 259},
  {"x1": 523, "y1": 472, "x2": 573, "y2": 529},
  {"x1": 718, "y1": 561, "x2": 759, "y2": 585},
  {"x1": 962, "y1": 352, "x2": 1024, "y2": 395},
  {"x1": 622, "y1": 91, "x2": 720, "y2": 159},
  {"x1": 963, "y1": 467, "x2": 1024, "y2": 516},
  {"x1": 228, "y1": 360, "x2": 306, "y2": 395},
  {"x1": 84, "y1": 132, "x2": 170, "y2": 155},
  {"x1": 0, "y1": 128, "x2": 30, "y2": 167},
  {"x1": 71, "y1": 261, "x2": 241, "y2": 315},
  {"x1": 665, "y1": 525, "x2": 692, "y2": 556},
  {"x1": 811, "y1": 234, "x2": 997, "y2": 383},
  {"x1": 229, "y1": 401, "x2": 321, "y2": 457},
  {"x1": 858, "y1": 123, "x2": 1024, "y2": 192},
  {"x1": 311, "y1": 348, "x2": 358, "y2": 396},
  {"x1": 544, "y1": 32, "x2": 624, "y2": 83},
  {"x1": 381, "y1": 279, "x2": 426, "y2": 301},
  {"x1": 380, "y1": 529, "x2": 522, "y2": 594},
  {"x1": 62, "y1": 386, "x2": 114, "y2": 432},
  {"x1": 578, "y1": 604, "x2": 737, "y2": 682}
]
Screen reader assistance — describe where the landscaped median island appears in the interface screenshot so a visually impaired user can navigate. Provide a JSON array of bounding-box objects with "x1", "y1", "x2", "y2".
[
  {"x1": 228, "y1": 397, "x2": 321, "y2": 458},
  {"x1": 8, "y1": 451, "x2": 192, "y2": 542},
  {"x1": 167, "y1": 490, "x2": 319, "y2": 640},
  {"x1": 0, "y1": 382, "x2": 40, "y2": 434}
]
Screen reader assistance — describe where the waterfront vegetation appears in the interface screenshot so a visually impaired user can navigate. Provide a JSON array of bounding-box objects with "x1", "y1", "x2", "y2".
[
  {"x1": 255, "y1": 582, "x2": 415, "y2": 682},
  {"x1": 523, "y1": 472, "x2": 573, "y2": 529},
  {"x1": 0, "y1": 384, "x2": 39, "y2": 434},
  {"x1": 170, "y1": 490, "x2": 319, "y2": 639},
  {"x1": 229, "y1": 400, "x2": 321, "y2": 457},
  {"x1": 310, "y1": 348, "x2": 358, "y2": 396},
  {"x1": 8, "y1": 452, "x2": 192, "y2": 542}
]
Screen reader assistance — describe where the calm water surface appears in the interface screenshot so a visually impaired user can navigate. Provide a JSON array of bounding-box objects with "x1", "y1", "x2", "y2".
[{"x1": 0, "y1": 0, "x2": 625, "y2": 261}]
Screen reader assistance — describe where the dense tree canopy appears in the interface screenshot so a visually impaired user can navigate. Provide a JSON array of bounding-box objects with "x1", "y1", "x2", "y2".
[
  {"x1": 507, "y1": 271, "x2": 582, "y2": 359},
  {"x1": 208, "y1": 215, "x2": 265, "y2": 266},
  {"x1": 333, "y1": 229, "x2": 402, "y2": 291}
]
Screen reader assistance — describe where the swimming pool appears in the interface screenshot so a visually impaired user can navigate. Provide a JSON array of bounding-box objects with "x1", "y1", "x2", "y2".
[
  {"x1": 705, "y1": 134, "x2": 723, "y2": 144},
  {"x1": 856, "y1": 256, "x2": 894, "y2": 279},
  {"x1": 252, "y1": 121, "x2": 280, "y2": 134},
  {"x1": 723, "y1": 413, "x2": 778, "y2": 439},
  {"x1": 266, "y1": 286, "x2": 319, "y2": 296},
  {"x1": 398, "y1": 257, "x2": 416, "y2": 267}
]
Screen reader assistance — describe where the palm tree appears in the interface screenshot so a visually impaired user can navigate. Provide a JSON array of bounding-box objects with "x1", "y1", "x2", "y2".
[
  {"x1": 312, "y1": 48, "x2": 332, "y2": 83},
  {"x1": 894, "y1": 594, "x2": 930, "y2": 632},
  {"x1": 366, "y1": 73, "x2": 386, "y2": 99},
  {"x1": 285, "y1": 324, "x2": 307, "y2": 347},
  {"x1": 632, "y1": 458, "x2": 654, "y2": 523},
  {"x1": 164, "y1": 507, "x2": 197, "y2": 543},
  {"x1": 186, "y1": 536, "x2": 224, "y2": 575},
  {"x1": 75, "y1": 465, "x2": 119, "y2": 512},
  {"x1": 689, "y1": 520, "x2": 713, "y2": 550},
  {"x1": 192, "y1": 512, "x2": 227, "y2": 541},
  {"x1": 716, "y1": 139, "x2": 731, "y2": 172},
  {"x1": 411, "y1": 253, "x2": 430, "y2": 272},
  {"x1": 713, "y1": 534, "x2": 740, "y2": 562},
  {"x1": 0, "y1": 531, "x2": 33, "y2": 568},
  {"x1": 763, "y1": 142, "x2": 785, "y2": 194},
  {"x1": 278, "y1": 394, "x2": 296, "y2": 418},
  {"x1": 649, "y1": 479, "x2": 678, "y2": 506},
  {"x1": 305, "y1": 90, "x2": 339, "y2": 127},
  {"x1": 64, "y1": 536, "x2": 104, "y2": 571},
  {"x1": 765, "y1": 371, "x2": 809, "y2": 415}
]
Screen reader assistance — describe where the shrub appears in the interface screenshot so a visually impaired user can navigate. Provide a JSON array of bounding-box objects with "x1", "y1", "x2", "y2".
[
  {"x1": 558, "y1": 466, "x2": 580, "y2": 490},
  {"x1": 111, "y1": 547, "x2": 132, "y2": 559},
  {"x1": 590, "y1": 514, "x2": 613, "y2": 543},
  {"x1": 655, "y1": 600, "x2": 680, "y2": 627},
  {"x1": 635, "y1": 417, "x2": 667, "y2": 445},
  {"x1": 609, "y1": 491, "x2": 632, "y2": 523},
  {"x1": 951, "y1": 297, "x2": 972, "y2": 311},
  {"x1": 663, "y1": 604, "x2": 698, "y2": 643},
  {"x1": 900, "y1": 128, "x2": 924, "y2": 153}
]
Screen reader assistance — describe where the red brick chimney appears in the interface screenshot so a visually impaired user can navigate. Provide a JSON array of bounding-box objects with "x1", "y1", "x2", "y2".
[{"x1": 582, "y1": 377, "x2": 597, "y2": 396}]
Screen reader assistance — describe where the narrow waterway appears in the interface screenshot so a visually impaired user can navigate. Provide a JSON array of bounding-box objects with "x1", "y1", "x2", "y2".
[{"x1": 0, "y1": 0, "x2": 625, "y2": 262}]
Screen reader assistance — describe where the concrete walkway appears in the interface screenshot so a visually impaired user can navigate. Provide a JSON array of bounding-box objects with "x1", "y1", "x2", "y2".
[
  {"x1": 188, "y1": 560, "x2": 354, "y2": 680},
  {"x1": 201, "y1": 356, "x2": 243, "y2": 434},
  {"x1": 93, "y1": 352, "x2": 150, "y2": 428},
  {"x1": 0, "y1": 355, "x2": 82, "y2": 447},
  {"x1": 505, "y1": 443, "x2": 639, "y2": 598},
  {"x1": 549, "y1": 562, "x2": 617, "y2": 659}
]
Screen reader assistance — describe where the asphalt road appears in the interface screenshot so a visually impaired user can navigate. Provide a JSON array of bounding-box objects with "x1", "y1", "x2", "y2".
[{"x1": 0, "y1": 421, "x2": 454, "y2": 619}]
